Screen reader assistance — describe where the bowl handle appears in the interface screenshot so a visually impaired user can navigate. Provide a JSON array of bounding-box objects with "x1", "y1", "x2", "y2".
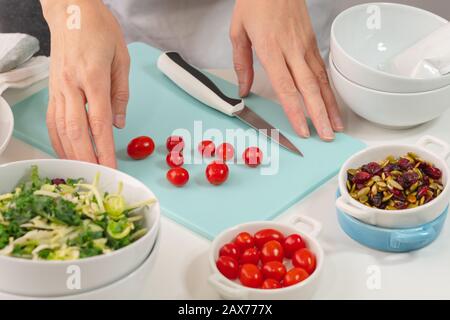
[
  {"x1": 417, "y1": 135, "x2": 450, "y2": 160},
  {"x1": 208, "y1": 274, "x2": 248, "y2": 300},
  {"x1": 289, "y1": 214, "x2": 322, "y2": 237},
  {"x1": 336, "y1": 196, "x2": 377, "y2": 225},
  {"x1": 389, "y1": 227, "x2": 436, "y2": 249}
]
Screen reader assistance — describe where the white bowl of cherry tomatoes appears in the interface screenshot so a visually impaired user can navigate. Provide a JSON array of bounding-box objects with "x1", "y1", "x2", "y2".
[{"x1": 209, "y1": 214, "x2": 324, "y2": 300}]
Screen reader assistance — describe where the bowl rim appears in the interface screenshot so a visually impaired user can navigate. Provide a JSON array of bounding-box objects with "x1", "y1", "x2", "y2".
[
  {"x1": 331, "y1": 2, "x2": 450, "y2": 82},
  {"x1": 0, "y1": 97, "x2": 13, "y2": 155},
  {"x1": 0, "y1": 159, "x2": 161, "y2": 265},
  {"x1": 209, "y1": 219, "x2": 324, "y2": 293}
]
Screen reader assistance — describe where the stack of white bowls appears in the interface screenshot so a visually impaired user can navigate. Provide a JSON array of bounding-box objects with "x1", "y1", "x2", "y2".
[{"x1": 330, "y1": 3, "x2": 450, "y2": 128}]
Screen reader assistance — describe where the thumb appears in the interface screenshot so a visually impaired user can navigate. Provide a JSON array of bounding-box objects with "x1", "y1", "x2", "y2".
[
  {"x1": 111, "y1": 50, "x2": 130, "y2": 129},
  {"x1": 230, "y1": 25, "x2": 254, "y2": 97}
]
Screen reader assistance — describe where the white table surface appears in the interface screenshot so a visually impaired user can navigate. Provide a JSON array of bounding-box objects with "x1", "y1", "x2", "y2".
[{"x1": 2, "y1": 69, "x2": 450, "y2": 300}]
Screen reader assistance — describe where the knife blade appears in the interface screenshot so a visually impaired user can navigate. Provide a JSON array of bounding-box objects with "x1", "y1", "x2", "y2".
[{"x1": 157, "y1": 51, "x2": 303, "y2": 156}]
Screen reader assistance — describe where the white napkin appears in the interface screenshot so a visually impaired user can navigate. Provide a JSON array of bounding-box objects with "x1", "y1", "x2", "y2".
[{"x1": 385, "y1": 23, "x2": 450, "y2": 79}]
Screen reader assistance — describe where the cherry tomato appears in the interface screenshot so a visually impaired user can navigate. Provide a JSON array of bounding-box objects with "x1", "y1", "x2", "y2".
[
  {"x1": 219, "y1": 243, "x2": 240, "y2": 261},
  {"x1": 216, "y1": 143, "x2": 234, "y2": 161},
  {"x1": 166, "y1": 167, "x2": 189, "y2": 187},
  {"x1": 166, "y1": 152, "x2": 184, "y2": 168},
  {"x1": 127, "y1": 136, "x2": 155, "y2": 160},
  {"x1": 166, "y1": 136, "x2": 184, "y2": 152},
  {"x1": 243, "y1": 147, "x2": 263, "y2": 168},
  {"x1": 234, "y1": 232, "x2": 255, "y2": 252},
  {"x1": 283, "y1": 234, "x2": 306, "y2": 258},
  {"x1": 239, "y1": 264, "x2": 263, "y2": 288},
  {"x1": 292, "y1": 248, "x2": 316, "y2": 274},
  {"x1": 283, "y1": 268, "x2": 309, "y2": 287},
  {"x1": 198, "y1": 140, "x2": 215, "y2": 157},
  {"x1": 254, "y1": 229, "x2": 285, "y2": 248},
  {"x1": 261, "y1": 278, "x2": 282, "y2": 290},
  {"x1": 240, "y1": 247, "x2": 260, "y2": 265},
  {"x1": 216, "y1": 256, "x2": 239, "y2": 280},
  {"x1": 261, "y1": 240, "x2": 284, "y2": 264},
  {"x1": 206, "y1": 161, "x2": 229, "y2": 185},
  {"x1": 262, "y1": 261, "x2": 286, "y2": 282}
]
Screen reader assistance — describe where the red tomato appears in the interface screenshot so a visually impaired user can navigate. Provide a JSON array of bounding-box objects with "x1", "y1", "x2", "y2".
[
  {"x1": 205, "y1": 161, "x2": 229, "y2": 185},
  {"x1": 292, "y1": 249, "x2": 316, "y2": 275},
  {"x1": 219, "y1": 243, "x2": 240, "y2": 261},
  {"x1": 166, "y1": 136, "x2": 184, "y2": 152},
  {"x1": 261, "y1": 240, "x2": 284, "y2": 264},
  {"x1": 234, "y1": 232, "x2": 255, "y2": 252},
  {"x1": 166, "y1": 152, "x2": 184, "y2": 168},
  {"x1": 216, "y1": 143, "x2": 234, "y2": 161},
  {"x1": 239, "y1": 264, "x2": 263, "y2": 288},
  {"x1": 283, "y1": 234, "x2": 306, "y2": 258},
  {"x1": 198, "y1": 140, "x2": 216, "y2": 157},
  {"x1": 261, "y1": 278, "x2": 282, "y2": 290},
  {"x1": 254, "y1": 229, "x2": 285, "y2": 248},
  {"x1": 283, "y1": 268, "x2": 309, "y2": 287},
  {"x1": 216, "y1": 256, "x2": 239, "y2": 280},
  {"x1": 127, "y1": 136, "x2": 155, "y2": 160},
  {"x1": 240, "y1": 247, "x2": 260, "y2": 265},
  {"x1": 262, "y1": 261, "x2": 286, "y2": 282},
  {"x1": 243, "y1": 147, "x2": 263, "y2": 168},
  {"x1": 166, "y1": 167, "x2": 189, "y2": 187}
]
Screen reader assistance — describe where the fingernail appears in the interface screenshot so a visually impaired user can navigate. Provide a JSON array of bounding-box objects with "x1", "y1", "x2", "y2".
[
  {"x1": 114, "y1": 115, "x2": 125, "y2": 129},
  {"x1": 239, "y1": 86, "x2": 246, "y2": 98},
  {"x1": 322, "y1": 127, "x2": 335, "y2": 140},
  {"x1": 333, "y1": 118, "x2": 345, "y2": 132}
]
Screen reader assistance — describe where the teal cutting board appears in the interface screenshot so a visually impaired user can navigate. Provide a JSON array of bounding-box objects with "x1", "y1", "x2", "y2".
[{"x1": 12, "y1": 43, "x2": 365, "y2": 239}]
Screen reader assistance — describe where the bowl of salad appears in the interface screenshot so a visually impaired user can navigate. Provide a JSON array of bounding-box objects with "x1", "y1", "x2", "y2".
[{"x1": 0, "y1": 159, "x2": 160, "y2": 297}]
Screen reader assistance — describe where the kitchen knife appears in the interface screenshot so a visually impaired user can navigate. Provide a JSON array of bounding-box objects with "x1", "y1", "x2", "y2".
[{"x1": 157, "y1": 52, "x2": 303, "y2": 156}]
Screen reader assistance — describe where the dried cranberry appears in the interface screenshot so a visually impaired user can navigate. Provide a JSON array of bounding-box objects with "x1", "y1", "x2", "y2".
[
  {"x1": 394, "y1": 201, "x2": 409, "y2": 210},
  {"x1": 424, "y1": 165, "x2": 442, "y2": 180},
  {"x1": 417, "y1": 186, "x2": 429, "y2": 199},
  {"x1": 400, "y1": 172, "x2": 419, "y2": 188},
  {"x1": 398, "y1": 158, "x2": 413, "y2": 170},
  {"x1": 383, "y1": 164, "x2": 400, "y2": 173},
  {"x1": 352, "y1": 171, "x2": 372, "y2": 184},
  {"x1": 391, "y1": 188, "x2": 406, "y2": 201},
  {"x1": 370, "y1": 193, "x2": 383, "y2": 207},
  {"x1": 362, "y1": 162, "x2": 382, "y2": 175},
  {"x1": 51, "y1": 178, "x2": 66, "y2": 185}
]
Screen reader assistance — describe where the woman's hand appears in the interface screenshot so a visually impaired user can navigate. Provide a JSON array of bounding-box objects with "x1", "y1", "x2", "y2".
[
  {"x1": 41, "y1": 0, "x2": 130, "y2": 168},
  {"x1": 230, "y1": 0, "x2": 343, "y2": 141}
]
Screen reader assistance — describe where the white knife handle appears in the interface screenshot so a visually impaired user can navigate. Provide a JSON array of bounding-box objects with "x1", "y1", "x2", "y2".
[{"x1": 157, "y1": 52, "x2": 245, "y2": 116}]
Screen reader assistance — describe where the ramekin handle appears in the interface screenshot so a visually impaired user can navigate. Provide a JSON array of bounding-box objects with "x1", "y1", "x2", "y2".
[
  {"x1": 389, "y1": 228, "x2": 436, "y2": 249},
  {"x1": 208, "y1": 274, "x2": 248, "y2": 300},
  {"x1": 335, "y1": 196, "x2": 376, "y2": 225},
  {"x1": 417, "y1": 135, "x2": 450, "y2": 160},
  {"x1": 289, "y1": 214, "x2": 322, "y2": 237}
]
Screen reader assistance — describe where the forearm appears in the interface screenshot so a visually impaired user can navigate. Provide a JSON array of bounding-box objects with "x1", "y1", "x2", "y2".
[{"x1": 40, "y1": 0, "x2": 104, "y2": 24}]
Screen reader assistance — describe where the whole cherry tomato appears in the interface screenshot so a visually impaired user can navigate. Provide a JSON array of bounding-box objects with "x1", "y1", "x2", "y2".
[
  {"x1": 254, "y1": 229, "x2": 285, "y2": 248},
  {"x1": 292, "y1": 248, "x2": 316, "y2": 275},
  {"x1": 166, "y1": 136, "x2": 184, "y2": 152},
  {"x1": 262, "y1": 261, "x2": 286, "y2": 282},
  {"x1": 127, "y1": 136, "x2": 155, "y2": 160},
  {"x1": 283, "y1": 268, "x2": 309, "y2": 287},
  {"x1": 261, "y1": 278, "x2": 282, "y2": 290},
  {"x1": 219, "y1": 243, "x2": 240, "y2": 261},
  {"x1": 234, "y1": 232, "x2": 255, "y2": 252},
  {"x1": 283, "y1": 234, "x2": 306, "y2": 258},
  {"x1": 239, "y1": 264, "x2": 263, "y2": 288},
  {"x1": 243, "y1": 147, "x2": 263, "y2": 168},
  {"x1": 206, "y1": 161, "x2": 229, "y2": 185},
  {"x1": 216, "y1": 143, "x2": 234, "y2": 161},
  {"x1": 166, "y1": 152, "x2": 184, "y2": 168},
  {"x1": 166, "y1": 167, "x2": 189, "y2": 187},
  {"x1": 261, "y1": 240, "x2": 284, "y2": 263},
  {"x1": 216, "y1": 256, "x2": 239, "y2": 280},
  {"x1": 240, "y1": 247, "x2": 260, "y2": 265},
  {"x1": 198, "y1": 140, "x2": 216, "y2": 157}
]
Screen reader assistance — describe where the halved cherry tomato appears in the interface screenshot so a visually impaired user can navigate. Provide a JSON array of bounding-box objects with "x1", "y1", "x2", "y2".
[
  {"x1": 127, "y1": 136, "x2": 155, "y2": 160},
  {"x1": 243, "y1": 147, "x2": 263, "y2": 168},
  {"x1": 254, "y1": 229, "x2": 284, "y2": 248},
  {"x1": 166, "y1": 136, "x2": 184, "y2": 152},
  {"x1": 198, "y1": 140, "x2": 215, "y2": 157},
  {"x1": 261, "y1": 240, "x2": 284, "y2": 263},
  {"x1": 216, "y1": 143, "x2": 234, "y2": 161},
  {"x1": 239, "y1": 264, "x2": 263, "y2": 288},
  {"x1": 219, "y1": 243, "x2": 240, "y2": 261},
  {"x1": 261, "y1": 278, "x2": 282, "y2": 289},
  {"x1": 166, "y1": 167, "x2": 189, "y2": 187},
  {"x1": 262, "y1": 261, "x2": 286, "y2": 282},
  {"x1": 216, "y1": 256, "x2": 239, "y2": 280},
  {"x1": 283, "y1": 268, "x2": 309, "y2": 287},
  {"x1": 166, "y1": 152, "x2": 184, "y2": 168},
  {"x1": 292, "y1": 248, "x2": 316, "y2": 275},
  {"x1": 206, "y1": 161, "x2": 229, "y2": 185},
  {"x1": 240, "y1": 247, "x2": 260, "y2": 265},
  {"x1": 234, "y1": 232, "x2": 255, "y2": 252},
  {"x1": 283, "y1": 234, "x2": 306, "y2": 258}
]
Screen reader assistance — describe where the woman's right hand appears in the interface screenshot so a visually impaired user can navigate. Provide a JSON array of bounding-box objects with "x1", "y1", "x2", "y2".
[{"x1": 41, "y1": 0, "x2": 130, "y2": 168}]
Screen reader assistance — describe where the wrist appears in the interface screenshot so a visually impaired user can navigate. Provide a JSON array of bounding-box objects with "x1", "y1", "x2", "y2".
[{"x1": 40, "y1": 0, "x2": 103, "y2": 22}]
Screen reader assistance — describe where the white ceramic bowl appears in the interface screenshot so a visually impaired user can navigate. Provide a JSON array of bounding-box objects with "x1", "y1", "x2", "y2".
[
  {"x1": 0, "y1": 159, "x2": 160, "y2": 297},
  {"x1": 0, "y1": 97, "x2": 13, "y2": 156},
  {"x1": 330, "y1": 55, "x2": 450, "y2": 128},
  {"x1": 209, "y1": 214, "x2": 324, "y2": 300},
  {"x1": 336, "y1": 135, "x2": 450, "y2": 229},
  {"x1": 331, "y1": 3, "x2": 450, "y2": 93}
]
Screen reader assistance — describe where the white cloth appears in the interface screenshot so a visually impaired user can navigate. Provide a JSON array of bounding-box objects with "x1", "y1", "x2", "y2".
[
  {"x1": 0, "y1": 33, "x2": 40, "y2": 73},
  {"x1": 104, "y1": 0, "x2": 336, "y2": 68}
]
